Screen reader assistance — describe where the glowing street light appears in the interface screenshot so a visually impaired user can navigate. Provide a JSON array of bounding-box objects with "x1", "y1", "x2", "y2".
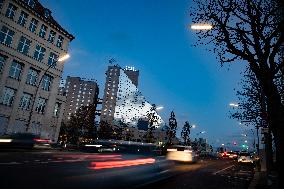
[
  {"x1": 229, "y1": 103, "x2": 239, "y2": 107},
  {"x1": 156, "y1": 106, "x2": 164, "y2": 111},
  {"x1": 58, "y1": 54, "x2": 70, "y2": 62},
  {"x1": 191, "y1": 23, "x2": 213, "y2": 30},
  {"x1": 192, "y1": 124, "x2": 196, "y2": 129}
]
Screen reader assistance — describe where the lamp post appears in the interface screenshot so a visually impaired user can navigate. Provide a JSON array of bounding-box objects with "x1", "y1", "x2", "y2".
[{"x1": 25, "y1": 54, "x2": 70, "y2": 132}]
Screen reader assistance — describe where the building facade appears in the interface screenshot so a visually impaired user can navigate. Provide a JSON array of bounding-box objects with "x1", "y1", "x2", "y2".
[
  {"x1": 100, "y1": 65, "x2": 163, "y2": 127},
  {"x1": 61, "y1": 76, "x2": 99, "y2": 122},
  {"x1": 0, "y1": 0, "x2": 74, "y2": 141}
]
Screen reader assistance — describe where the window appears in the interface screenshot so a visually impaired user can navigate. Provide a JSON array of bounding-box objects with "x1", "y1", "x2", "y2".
[
  {"x1": 0, "y1": 55, "x2": 6, "y2": 73},
  {"x1": 17, "y1": 11, "x2": 28, "y2": 26},
  {"x1": 47, "y1": 30, "x2": 56, "y2": 43},
  {"x1": 17, "y1": 36, "x2": 31, "y2": 55},
  {"x1": 33, "y1": 45, "x2": 46, "y2": 61},
  {"x1": 39, "y1": 24, "x2": 47, "y2": 38},
  {"x1": 19, "y1": 93, "x2": 32, "y2": 110},
  {"x1": 24, "y1": 0, "x2": 35, "y2": 8},
  {"x1": 48, "y1": 52, "x2": 58, "y2": 67},
  {"x1": 26, "y1": 68, "x2": 38, "y2": 85},
  {"x1": 0, "y1": 0, "x2": 3, "y2": 9},
  {"x1": 0, "y1": 26, "x2": 15, "y2": 46},
  {"x1": 0, "y1": 87, "x2": 16, "y2": 106},
  {"x1": 35, "y1": 97, "x2": 46, "y2": 114},
  {"x1": 5, "y1": 3, "x2": 17, "y2": 20},
  {"x1": 9, "y1": 61, "x2": 23, "y2": 80},
  {"x1": 41, "y1": 74, "x2": 53, "y2": 91},
  {"x1": 56, "y1": 35, "x2": 64, "y2": 48},
  {"x1": 44, "y1": 9, "x2": 51, "y2": 18},
  {"x1": 53, "y1": 102, "x2": 61, "y2": 117},
  {"x1": 29, "y1": 18, "x2": 38, "y2": 33}
]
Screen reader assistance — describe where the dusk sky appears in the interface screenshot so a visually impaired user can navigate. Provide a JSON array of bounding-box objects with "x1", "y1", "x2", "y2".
[{"x1": 41, "y1": 0, "x2": 253, "y2": 148}]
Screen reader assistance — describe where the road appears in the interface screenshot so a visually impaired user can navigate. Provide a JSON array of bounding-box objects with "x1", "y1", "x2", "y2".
[{"x1": 0, "y1": 150, "x2": 254, "y2": 189}]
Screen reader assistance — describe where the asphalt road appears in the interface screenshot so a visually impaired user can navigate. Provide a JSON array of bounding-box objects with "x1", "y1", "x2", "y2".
[
  {"x1": 139, "y1": 158, "x2": 255, "y2": 189},
  {"x1": 0, "y1": 150, "x2": 254, "y2": 189}
]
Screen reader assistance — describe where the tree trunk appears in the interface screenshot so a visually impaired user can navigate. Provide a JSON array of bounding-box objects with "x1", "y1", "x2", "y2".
[{"x1": 264, "y1": 85, "x2": 284, "y2": 188}]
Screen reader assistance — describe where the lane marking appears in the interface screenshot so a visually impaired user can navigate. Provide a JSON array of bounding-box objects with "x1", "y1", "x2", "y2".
[
  {"x1": 213, "y1": 164, "x2": 235, "y2": 175},
  {"x1": 0, "y1": 162, "x2": 21, "y2": 165}
]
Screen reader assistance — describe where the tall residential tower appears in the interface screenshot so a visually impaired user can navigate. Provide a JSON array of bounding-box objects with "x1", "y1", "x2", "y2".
[{"x1": 100, "y1": 65, "x2": 163, "y2": 127}]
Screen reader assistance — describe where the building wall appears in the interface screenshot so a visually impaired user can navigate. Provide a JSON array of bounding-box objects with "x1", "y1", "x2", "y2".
[
  {"x1": 0, "y1": 0, "x2": 74, "y2": 142},
  {"x1": 100, "y1": 65, "x2": 120, "y2": 124},
  {"x1": 62, "y1": 76, "x2": 99, "y2": 122}
]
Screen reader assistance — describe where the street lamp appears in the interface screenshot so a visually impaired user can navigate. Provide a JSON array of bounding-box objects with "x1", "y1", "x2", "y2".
[
  {"x1": 229, "y1": 103, "x2": 239, "y2": 107},
  {"x1": 156, "y1": 106, "x2": 164, "y2": 111},
  {"x1": 25, "y1": 54, "x2": 70, "y2": 132},
  {"x1": 190, "y1": 23, "x2": 213, "y2": 30}
]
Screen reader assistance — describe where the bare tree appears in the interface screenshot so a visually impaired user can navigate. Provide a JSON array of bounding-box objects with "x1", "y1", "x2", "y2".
[{"x1": 191, "y1": 0, "x2": 284, "y2": 181}]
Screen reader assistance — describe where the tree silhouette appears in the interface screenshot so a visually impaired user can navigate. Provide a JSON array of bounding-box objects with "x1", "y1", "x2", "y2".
[
  {"x1": 181, "y1": 121, "x2": 192, "y2": 146},
  {"x1": 167, "y1": 111, "x2": 177, "y2": 145},
  {"x1": 145, "y1": 104, "x2": 158, "y2": 143},
  {"x1": 59, "y1": 103, "x2": 97, "y2": 145},
  {"x1": 98, "y1": 121, "x2": 114, "y2": 139},
  {"x1": 191, "y1": 0, "x2": 284, "y2": 179}
]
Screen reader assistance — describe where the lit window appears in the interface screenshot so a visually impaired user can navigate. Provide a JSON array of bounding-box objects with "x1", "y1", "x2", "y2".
[
  {"x1": 17, "y1": 36, "x2": 31, "y2": 55},
  {"x1": 35, "y1": 97, "x2": 47, "y2": 114},
  {"x1": 9, "y1": 61, "x2": 23, "y2": 80},
  {"x1": 41, "y1": 74, "x2": 53, "y2": 91},
  {"x1": 33, "y1": 45, "x2": 46, "y2": 61},
  {"x1": 39, "y1": 24, "x2": 47, "y2": 38},
  {"x1": 56, "y1": 35, "x2": 64, "y2": 48},
  {"x1": 47, "y1": 30, "x2": 56, "y2": 43},
  {"x1": 0, "y1": 55, "x2": 7, "y2": 73},
  {"x1": 0, "y1": 87, "x2": 16, "y2": 106},
  {"x1": 17, "y1": 11, "x2": 28, "y2": 27},
  {"x1": 29, "y1": 18, "x2": 38, "y2": 32},
  {"x1": 26, "y1": 68, "x2": 38, "y2": 85},
  {"x1": 0, "y1": 26, "x2": 15, "y2": 46},
  {"x1": 48, "y1": 52, "x2": 58, "y2": 67},
  {"x1": 53, "y1": 102, "x2": 61, "y2": 117},
  {"x1": 19, "y1": 93, "x2": 32, "y2": 110},
  {"x1": 5, "y1": 3, "x2": 17, "y2": 20}
]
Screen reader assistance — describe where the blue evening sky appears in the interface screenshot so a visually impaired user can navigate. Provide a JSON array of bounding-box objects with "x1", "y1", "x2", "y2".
[{"x1": 41, "y1": 0, "x2": 253, "y2": 148}]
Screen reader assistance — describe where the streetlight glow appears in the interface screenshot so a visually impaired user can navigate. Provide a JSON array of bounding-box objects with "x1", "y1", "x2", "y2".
[
  {"x1": 156, "y1": 106, "x2": 164, "y2": 111},
  {"x1": 229, "y1": 103, "x2": 239, "y2": 107},
  {"x1": 192, "y1": 124, "x2": 196, "y2": 129},
  {"x1": 58, "y1": 54, "x2": 70, "y2": 62},
  {"x1": 191, "y1": 23, "x2": 213, "y2": 30}
]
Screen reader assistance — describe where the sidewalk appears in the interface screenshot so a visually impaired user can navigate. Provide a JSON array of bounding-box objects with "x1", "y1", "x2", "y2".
[{"x1": 249, "y1": 153, "x2": 278, "y2": 189}]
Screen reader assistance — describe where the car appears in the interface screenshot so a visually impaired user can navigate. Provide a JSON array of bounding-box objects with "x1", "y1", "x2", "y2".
[
  {"x1": 228, "y1": 151, "x2": 238, "y2": 160},
  {"x1": 237, "y1": 152, "x2": 254, "y2": 164},
  {"x1": 0, "y1": 133, "x2": 51, "y2": 149},
  {"x1": 33, "y1": 138, "x2": 51, "y2": 149},
  {"x1": 166, "y1": 145, "x2": 197, "y2": 163},
  {"x1": 0, "y1": 133, "x2": 37, "y2": 149}
]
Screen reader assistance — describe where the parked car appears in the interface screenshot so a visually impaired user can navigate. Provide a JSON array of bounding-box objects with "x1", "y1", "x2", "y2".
[
  {"x1": 166, "y1": 145, "x2": 197, "y2": 163},
  {"x1": 237, "y1": 152, "x2": 254, "y2": 164}
]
